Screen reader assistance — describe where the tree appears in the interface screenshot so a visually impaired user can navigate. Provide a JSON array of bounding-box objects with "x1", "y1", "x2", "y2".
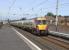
[
  {"x1": 46, "y1": 12, "x2": 54, "y2": 16},
  {"x1": 20, "y1": 17, "x2": 26, "y2": 20},
  {"x1": 58, "y1": 15, "x2": 62, "y2": 17}
]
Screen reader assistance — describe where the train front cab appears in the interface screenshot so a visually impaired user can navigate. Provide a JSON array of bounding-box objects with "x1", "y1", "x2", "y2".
[{"x1": 34, "y1": 18, "x2": 49, "y2": 35}]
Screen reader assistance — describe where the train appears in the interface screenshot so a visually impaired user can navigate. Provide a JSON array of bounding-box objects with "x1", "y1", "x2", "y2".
[{"x1": 10, "y1": 17, "x2": 49, "y2": 35}]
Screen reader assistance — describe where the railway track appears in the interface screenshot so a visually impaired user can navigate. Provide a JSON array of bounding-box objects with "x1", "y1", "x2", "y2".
[
  {"x1": 41, "y1": 36, "x2": 69, "y2": 50},
  {"x1": 13, "y1": 26, "x2": 69, "y2": 50}
]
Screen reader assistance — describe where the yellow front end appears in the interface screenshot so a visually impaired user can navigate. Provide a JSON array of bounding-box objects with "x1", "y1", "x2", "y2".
[{"x1": 37, "y1": 24, "x2": 48, "y2": 30}]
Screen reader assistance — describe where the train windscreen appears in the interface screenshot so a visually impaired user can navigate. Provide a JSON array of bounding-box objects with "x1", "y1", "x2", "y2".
[{"x1": 35, "y1": 20, "x2": 47, "y2": 25}]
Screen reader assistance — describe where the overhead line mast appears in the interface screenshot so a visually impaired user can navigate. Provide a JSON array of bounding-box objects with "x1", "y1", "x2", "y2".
[
  {"x1": 8, "y1": 0, "x2": 16, "y2": 20},
  {"x1": 56, "y1": 0, "x2": 59, "y2": 31}
]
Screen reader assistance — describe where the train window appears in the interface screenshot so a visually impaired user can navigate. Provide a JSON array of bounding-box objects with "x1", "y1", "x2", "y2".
[
  {"x1": 42, "y1": 20, "x2": 48, "y2": 24},
  {"x1": 35, "y1": 20, "x2": 47, "y2": 25},
  {"x1": 28, "y1": 22, "x2": 32, "y2": 25},
  {"x1": 35, "y1": 20, "x2": 42, "y2": 25}
]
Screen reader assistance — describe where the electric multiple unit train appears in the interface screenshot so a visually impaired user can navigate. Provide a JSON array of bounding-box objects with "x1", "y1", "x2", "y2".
[{"x1": 10, "y1": 17, "x2": 49, "y2": 35}]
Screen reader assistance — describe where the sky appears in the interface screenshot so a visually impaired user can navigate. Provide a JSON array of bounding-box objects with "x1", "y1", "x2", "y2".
[{"x1": 0, "y1": 0, "x2": 69, "y2": 20}]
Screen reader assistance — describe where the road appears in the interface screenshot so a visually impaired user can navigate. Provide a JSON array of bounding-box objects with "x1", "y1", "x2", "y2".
[{"x1": 0, "y1": 25, "x2": 31, "y2": 50}]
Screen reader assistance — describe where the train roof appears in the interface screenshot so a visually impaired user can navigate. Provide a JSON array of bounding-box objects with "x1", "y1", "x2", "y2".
[{"x1": 36, "y1": 17, "x2": 46, "y2": 20}]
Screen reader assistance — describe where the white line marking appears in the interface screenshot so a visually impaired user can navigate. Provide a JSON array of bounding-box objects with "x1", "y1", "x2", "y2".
[{"x1": 12, "y1": 28, "x2": 42, "y2": 50}]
